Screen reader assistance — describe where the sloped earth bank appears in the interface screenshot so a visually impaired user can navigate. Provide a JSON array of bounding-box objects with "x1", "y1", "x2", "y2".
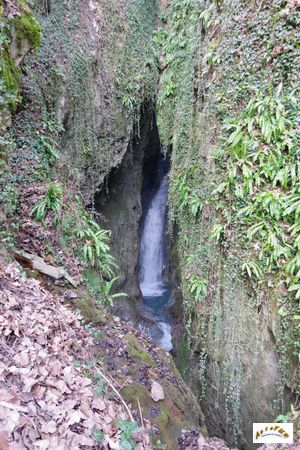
[
  {"x1": 1, "y1": 260, "x2": 299, "y2": 449},
  {"x1": 0, "y1": 262, "x2": 151, "y2": 449},
  {"x1": 0, "y1": 260, "x2": 210, "y2": 449}
]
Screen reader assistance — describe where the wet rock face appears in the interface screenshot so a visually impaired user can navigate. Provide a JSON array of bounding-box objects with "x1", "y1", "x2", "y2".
[
  {"x1": 94, "y1": 106, "x2": 161, "y2": 321},
  {"x1": 173, "y1": 265, "x2": 296, "y2": 449},
  {"x1": 172, "y1": 262, "x2": 292, "y2": 448}
]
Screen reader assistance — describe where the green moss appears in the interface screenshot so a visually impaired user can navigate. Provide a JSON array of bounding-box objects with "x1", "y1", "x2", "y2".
[
  {"x1": 156, "y1": 403, "x2": 170, "y2": 429},
  {"x1": 11, "y1": 12, "x2": 41, "y2": 51},
  {"x1": 175, "y1": 334, "x2": 190, "y2": 377},
  {"x1": 0, "y1": 8, "x2": 40, "y2": 118},
  {"x1": 76, "y1": 290, "x2": 107, "y2": 326},
  {"x1": 124, "y1": 335, "x2": 154, "y2": 364},
  {"x1": 122, "y1": 383, "x2": 170, "y2": 432},
  {"x1": 169, "y1": 357, "x2": 182, "y2": 379},
  {"x1": 0, "y1": 49, "x2": 20, "y2": 111},
  {"x1": 123, "y1": 383, "x2": 149, "y2": 406},
  {"x1": 1, "y1": 49, "x2": 19, "y2": 93}
]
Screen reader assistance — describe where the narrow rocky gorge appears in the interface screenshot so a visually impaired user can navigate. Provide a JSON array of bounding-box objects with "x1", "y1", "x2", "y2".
[{"x1": 0, "y1": 0, "x2": 299, "y2": 449}]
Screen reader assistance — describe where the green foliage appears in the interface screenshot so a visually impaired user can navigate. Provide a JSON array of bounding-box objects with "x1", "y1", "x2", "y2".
[
  {"x1": 101, "y1": 276, "x2": 127, "y2": 305},
  {"x1": 214, "y1": 87, "x2": 299, "y2": 294},
  {"x1": 172, "y1": 172, "x2": 202, "y2": 217},
  {"x1": 64, "y1": 205, "x2": 126, "y2": 307},
  {"x1": 155, "y1": 0, "x2": 202, "y2": 146},
  {"x1": 211, "y1": 223, "x2": 224, "y2": 243},
  {"x1": 0, "y1": 183, "x2": 19, "y2": 219},
  {"x1": 116, "y1": 419, "x2": 140, "y2": 450},
  {"x1": 38, "y1": 135, "x2": 58, "y2": 164},
  {"x1": 213, "y1": 86, "x2": 300, "y2": 359},
  {"x1": 155, "y1": 440, "x2": 167, "y2": 450},
  {"x1": 187, "y1": 274, "x2": 207, "y2": 303},
  {"x1": 75, "y1": 212, "x2": 117, "y2": 278},
  {"x1": 83, "y1": 269, "x2": 126, "y2": 307},
  {"x1": 10, "y1": 12, "x2": 41, "y2": 51},
  {"x1": 92, "y1": 429, "x2": 104, "y2": 443},
  {"x1": 122, "y1": 95, "x2": 137, "y2": 110},
  {"x1": 242, "y1": 261, "x2": 264, "y2": 281},
  {"x1": 275, "y1": 412, "x2": 293, "y2": 423},
  {"x1": 31, "y1": 182, "x2": 63, "y2": 225},
  {"x1": 116, "y1": 0, "x2": 158, "y2": 117}
]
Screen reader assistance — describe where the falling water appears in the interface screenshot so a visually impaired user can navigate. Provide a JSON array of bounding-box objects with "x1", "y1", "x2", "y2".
[
  {"x1": 140, "y1": 176, "x2": 168, "y2": 297},
  {"x1": 139, "y1": 174, "x2": 173, "y2": 351}
]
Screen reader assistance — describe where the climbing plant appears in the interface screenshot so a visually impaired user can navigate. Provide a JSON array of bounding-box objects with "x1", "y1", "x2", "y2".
[
  {"x1": 212, "y1": 85, "x2": 300, "y2": 357},
  {"x1": 157, "y1": 0, "x2": 300, "y2": 446}
]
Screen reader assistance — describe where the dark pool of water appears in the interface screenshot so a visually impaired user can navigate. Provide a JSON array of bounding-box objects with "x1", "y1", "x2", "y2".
[{"x1": 141, "y1": 283, "x2": 174, "y2": 351}]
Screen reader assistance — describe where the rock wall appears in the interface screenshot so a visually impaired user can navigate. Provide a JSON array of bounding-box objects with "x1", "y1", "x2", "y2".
[
  {"x1": 157, "y1": 0, "x2": 299, "y2": 448},
  {"x1": 1, "y1": 0, "x2": 158, "y2": 200},
  {"x1": 1, "y1": 0, "x2": 160, "y2": 304},
  {"x1": 94, "y1": 105, "x2": 161, "y2": 321}
]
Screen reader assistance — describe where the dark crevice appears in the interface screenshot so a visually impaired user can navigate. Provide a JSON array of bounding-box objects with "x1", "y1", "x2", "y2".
[
  {"x1": 93, "y1": 103, "x2": 161, "y2": 321},
  {"x1": 92, "y1": 103, "x2": 175, "y2": 350}
]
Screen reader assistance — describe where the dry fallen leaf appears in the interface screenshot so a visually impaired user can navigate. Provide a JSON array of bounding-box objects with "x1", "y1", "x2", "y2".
[
  {"x1": 41, "y1": 421, "x2": 57, "y2": 434},
  {"x1": 0, "y1": 262, "x2": 152, "y2": 449},
  {"x1": 0, "y1": 431, "x2": 8, "y2": 450}
]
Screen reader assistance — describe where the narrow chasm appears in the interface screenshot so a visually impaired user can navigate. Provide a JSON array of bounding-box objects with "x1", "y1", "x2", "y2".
[
  {"x1": 93, "y1": 105, "x2": 175, "y2": 351},
  {"x1": 138, "y1": 150, "x2": 174, "y2": 351}
]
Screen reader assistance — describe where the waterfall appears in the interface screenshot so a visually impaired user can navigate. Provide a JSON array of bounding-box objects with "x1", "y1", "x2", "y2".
[
  {"x1": 140, "y1": 176, "x2": 168, "y2": 297},
  {"x1": 139, "y1": 173, "x2": 173, "y2": 351}
]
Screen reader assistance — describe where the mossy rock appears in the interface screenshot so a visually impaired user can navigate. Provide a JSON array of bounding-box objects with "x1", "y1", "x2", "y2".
[
  {"x1": 0, "y1": 49, "x2": 20, "y2": 112},
  {"x1": 10, "y1": 12, "x2": 41, "y2": 51},
  {"x1": 175, "y1": 333, "x2": 190, "y2": 377},
  {"x1": 123, "y1": 379, "x2": 206, "y2": 449},
  {"x1": 0, "y1": 49, "x2": 19, "y2": 93},
  {"x1": 124, "y1": 334, "x2": 154, "y2": 364},
  {"x1": 75, "y1": 289, "x2": 107, "y2": 326}
]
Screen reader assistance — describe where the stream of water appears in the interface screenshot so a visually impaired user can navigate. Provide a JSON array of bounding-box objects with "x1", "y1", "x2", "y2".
[{"x1": 139, "y1": 173, "x2": 173, "y2": 351}]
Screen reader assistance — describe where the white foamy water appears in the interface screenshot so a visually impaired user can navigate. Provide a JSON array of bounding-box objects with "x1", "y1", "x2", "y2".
[
  {"x1": 139, "y1": 175, "x2": 173, "y2": 351},
  {"x1": 140, "y1": 176, "x2": 168, "y2": 296},
  {"x1": 157, "y1": 322, "x2": 173, "y2": 351}
]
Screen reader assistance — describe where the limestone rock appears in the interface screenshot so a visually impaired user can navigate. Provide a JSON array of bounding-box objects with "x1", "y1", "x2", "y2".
[
  {"x1": 150, "y1": 381, "x2": 164, "y2": 402},
  {"x1": 14, "y1": 250, "x2": 77, "y2": 287},
  {"x1": 9, "y1": 25, "x2": 31, "y2": 67}
]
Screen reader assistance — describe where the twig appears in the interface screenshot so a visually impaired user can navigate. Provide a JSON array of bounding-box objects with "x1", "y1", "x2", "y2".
[
  {"x1": 137, "y1": 397, "x2": 144, "y2": 429},
  {"x1": 119, "y1": 376, "x2": 130, "y2": 391},
  {"x1": 137, "y1": 397, "x2": 149, "y2": 449},
  {"x1": 0, "y1": 401, "x2": 27, "y2": 413},
  {"x1": 96, "y1": 368, "x2": 134, "y2": 422}
]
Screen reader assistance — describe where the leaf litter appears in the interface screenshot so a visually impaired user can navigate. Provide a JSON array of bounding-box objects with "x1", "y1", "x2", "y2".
[{"x1": 0, "y1": 262, "x2": 151, "y2": 449}]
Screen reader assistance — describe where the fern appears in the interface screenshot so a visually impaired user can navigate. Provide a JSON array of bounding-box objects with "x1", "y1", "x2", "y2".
[
  {"x1": 187, "y1": 275, "x2": 208, "y2": 303},
  {"x1": 75, "y1": 215, "x2": 117, "y2": 278},
  {"x1": 211, "y1": 223, "x2": 224, "y2": 243},
  {"x1": 31, "y1": 182, "x2": 62, "y2": 225},
  {"x1": 242, "y1": 261, "x2": 264, "y2": 280}
]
